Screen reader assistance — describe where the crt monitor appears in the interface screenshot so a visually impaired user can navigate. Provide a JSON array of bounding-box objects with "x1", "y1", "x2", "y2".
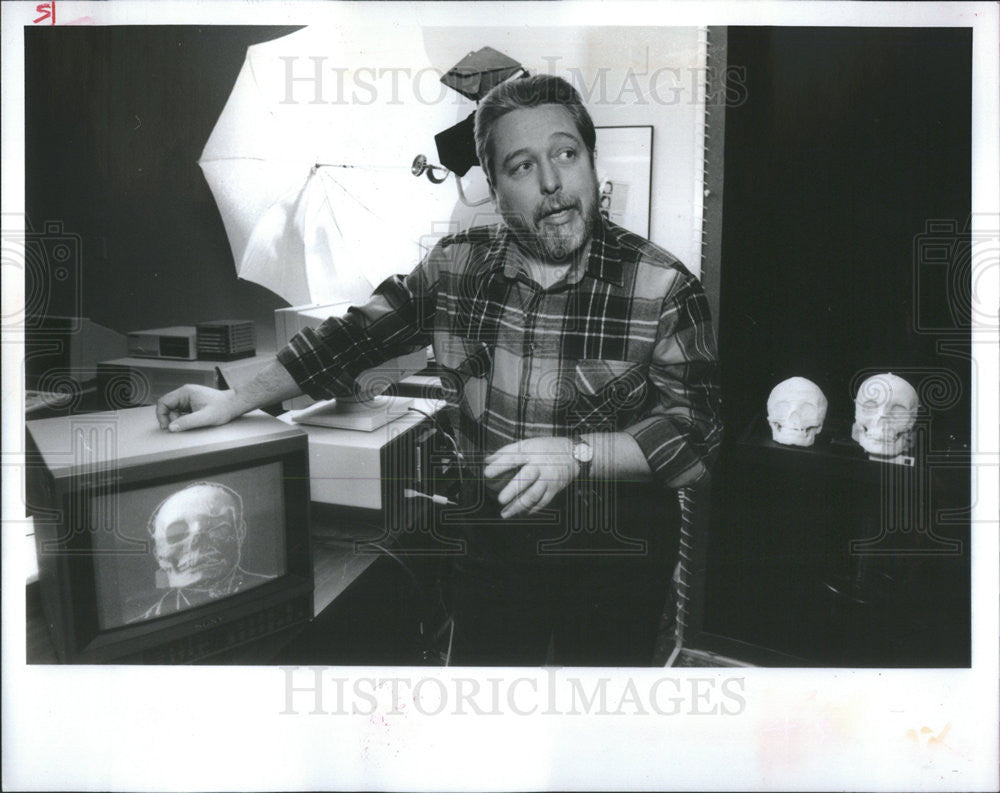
[{"x1": 26, "y1": 406, "x2": 313, "y2": 664}]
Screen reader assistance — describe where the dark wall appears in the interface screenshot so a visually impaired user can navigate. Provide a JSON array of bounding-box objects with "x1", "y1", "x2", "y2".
[
  {"x1": 718, "y1": 27, "x2": 972, "y2": 442},
  {"x1": 25, "y1": 26, "x2": 302, "y2": 348}
]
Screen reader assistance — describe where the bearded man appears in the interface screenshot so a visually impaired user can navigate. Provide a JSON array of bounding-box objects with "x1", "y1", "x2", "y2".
[{"x1": 157, "y1": 74, "x2": 722, "y2": 666}]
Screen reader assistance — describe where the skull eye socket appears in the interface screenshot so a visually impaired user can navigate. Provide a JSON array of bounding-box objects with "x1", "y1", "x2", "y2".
[
  {"x1": 888, "y1": 404, "x2": 913, "y2": 418},
  {"x1": 164, "y1": 520, "x2": 190, "y2": 545},
  {"x1": 205, "y1": 520, "x2": 235, "y2": 540}
]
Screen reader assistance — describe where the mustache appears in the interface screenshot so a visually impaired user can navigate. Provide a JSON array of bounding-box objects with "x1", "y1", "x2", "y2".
[{"x1": 533, "y1": 198, "x2": 581, "y2": 224}]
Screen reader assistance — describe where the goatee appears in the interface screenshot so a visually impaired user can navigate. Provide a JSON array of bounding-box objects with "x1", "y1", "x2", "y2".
[{"x1": 503, "y1": 201, "x2": 600, "y2": 265}]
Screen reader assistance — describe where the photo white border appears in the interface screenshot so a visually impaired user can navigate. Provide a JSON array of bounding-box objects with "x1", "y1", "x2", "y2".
[{"x1": 2, "y1": 2, "x2": 997, "y2": 791}]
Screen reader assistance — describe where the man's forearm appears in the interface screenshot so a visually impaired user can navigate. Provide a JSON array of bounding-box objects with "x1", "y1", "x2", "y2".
[
  {"x1": 581, "y1": 432, "x2": 652, "y2": 483},
  {"x1": 231, "y1": 359, "x2": 302, "y2": 413}
]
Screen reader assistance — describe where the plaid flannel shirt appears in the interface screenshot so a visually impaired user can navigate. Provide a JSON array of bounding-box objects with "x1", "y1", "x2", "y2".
[{"x1": 277, "y1": 218, "x2": 722, "y2": 488}]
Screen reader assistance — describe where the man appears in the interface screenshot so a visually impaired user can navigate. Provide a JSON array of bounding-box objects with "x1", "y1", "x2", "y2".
[
  {"x1": 157, "y1": 75, "x2": 722, "y2": 665},
  {"x1": 139, "y1": 481, "x2": 275, "y2": 620}
]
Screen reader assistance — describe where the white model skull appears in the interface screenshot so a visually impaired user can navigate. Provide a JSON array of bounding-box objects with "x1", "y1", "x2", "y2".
[
  {"x1": 148, "y1": 482, "x2": 245, "y2": 589},
  {"x1": 767, "y1": 377, "x2": 828, "y2": 446},
  {"x1": 851, "y1": 373, "x2": 919, "y2": 457}
]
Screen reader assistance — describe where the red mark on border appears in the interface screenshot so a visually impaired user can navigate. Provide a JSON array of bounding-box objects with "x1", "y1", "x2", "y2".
[{"x1": 34, "y1": 2, "x2": 56, "y2": 25}]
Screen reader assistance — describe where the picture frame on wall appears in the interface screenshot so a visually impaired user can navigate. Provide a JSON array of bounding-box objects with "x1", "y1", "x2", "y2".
[{"x1": 594, "y1": 125, "x2": 653, "y2": 238}]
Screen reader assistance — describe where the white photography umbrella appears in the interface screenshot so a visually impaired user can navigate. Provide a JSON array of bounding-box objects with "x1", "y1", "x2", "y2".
[{"x1": 199, "y1": 22, "x2": 475, "y2": 306}]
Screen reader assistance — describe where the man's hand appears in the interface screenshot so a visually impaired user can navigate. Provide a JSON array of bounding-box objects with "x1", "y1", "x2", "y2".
[
  {"x1": 483, "y1": 437, "x2": 580, "y2": 519},
  {"x1": 156, "y1": 385, "x2": 246, "y2": 432},
  {"x1": 155, "y1": 360, "x2": 301, "y2": 432}
]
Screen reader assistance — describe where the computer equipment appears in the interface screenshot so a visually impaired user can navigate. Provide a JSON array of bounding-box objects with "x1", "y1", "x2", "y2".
[
  {"x1": 290, "y1": 394, "x2": 414, "y2": 432},
  {"x1": 127, "y1": 326, "x2": 198, "y2": 360},
  {"x1": 278, "y1": 399, "x2": 438, "y2": 516},
  {"x1": 26, "y1": 406, "x2": 313, "y2": 663},
  {"x1": 196, "y1": 319, "x2": 257, "y2": 361}
]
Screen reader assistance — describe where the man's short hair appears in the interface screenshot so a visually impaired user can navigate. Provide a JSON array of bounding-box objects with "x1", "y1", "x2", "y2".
[{"x1": 474, "y1": 74, "x2": 597, "y2": 188}]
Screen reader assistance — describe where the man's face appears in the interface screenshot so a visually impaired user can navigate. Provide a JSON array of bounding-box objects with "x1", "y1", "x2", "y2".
[
  {"x1": 151, "y1": 484, "x2": 243, "y2": 589},
  {"x1": 490, "y1": 104, "x2": 599, "y2": 263}
]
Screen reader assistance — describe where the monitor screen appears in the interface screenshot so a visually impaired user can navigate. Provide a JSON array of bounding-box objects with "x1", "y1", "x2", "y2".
[{"x1": 91, "y1": 462, "x2": 287, "y2": 628}]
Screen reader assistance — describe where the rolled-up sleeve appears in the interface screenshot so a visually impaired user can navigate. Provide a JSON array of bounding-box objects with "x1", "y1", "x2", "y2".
[
  {"x1": 624, "y1": 272, "x2": 723, "y2": 488},
  {"x1": 276, "y1": 258, "x2": 437, "y2": 401}
]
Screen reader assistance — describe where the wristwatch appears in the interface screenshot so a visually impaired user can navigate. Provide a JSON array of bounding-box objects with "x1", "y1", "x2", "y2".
[{"x1": 571, "y1": 435, "x2": 594, "y2": 479}]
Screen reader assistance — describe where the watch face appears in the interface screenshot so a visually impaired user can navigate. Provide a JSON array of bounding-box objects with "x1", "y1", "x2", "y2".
[{"x1": 574, "y1": 442, "x2": 594, "y2": 463}]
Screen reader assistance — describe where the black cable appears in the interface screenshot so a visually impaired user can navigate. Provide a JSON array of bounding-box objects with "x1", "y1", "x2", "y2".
[{"x1": 312, "y1": 529, "x2": 448, "y2": 664}]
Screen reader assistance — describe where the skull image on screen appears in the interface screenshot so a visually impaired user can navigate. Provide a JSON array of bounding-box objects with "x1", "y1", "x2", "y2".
[
  {"x1": 148, "y1": 482, "x2": 246, "y2": 590},
  {"x1": 766, "y1": 377, "x2": 828, "y2": 447},
  {"x1": 851, "y1": 372, "x2": 919, "y2": 457}
]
